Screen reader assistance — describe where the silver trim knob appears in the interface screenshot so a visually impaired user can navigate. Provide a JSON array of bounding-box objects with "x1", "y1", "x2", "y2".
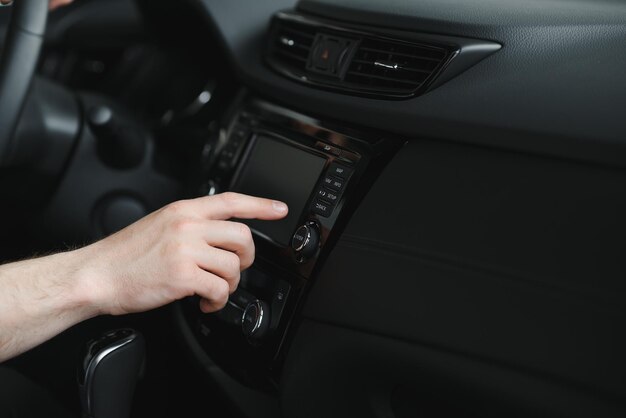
[
  {"x1": 291, "y1": 223, "x2": 320, "y2": 260},
  {"x1": 292, "y1": 225, "x2": 311, "y2": 252},
  {"x1": 242, "y1": 300, "x2": 269, "y2": 340}
]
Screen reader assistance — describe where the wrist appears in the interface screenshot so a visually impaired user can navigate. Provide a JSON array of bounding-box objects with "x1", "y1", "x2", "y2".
[{"x1": 62, "y1": 246, "x2": 112, "y2": 318}]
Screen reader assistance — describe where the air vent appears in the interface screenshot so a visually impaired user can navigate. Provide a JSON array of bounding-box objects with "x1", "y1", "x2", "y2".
[
  {"x1": 345, "y1": 38, "x2": 448, "y2": 96},
  {"x1": 266, "y1": 12, "x2": 501, "y2": 99},
  {"x1": 267, "y1": 20, "x2": 316, "y2": 74}
]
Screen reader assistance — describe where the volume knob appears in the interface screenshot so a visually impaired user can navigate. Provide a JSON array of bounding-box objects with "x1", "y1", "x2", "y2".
[
  {"x1": 242, "y1": 300, "x2": 270, "y2": 340},
  {"x1": 291, "y1": 224, "x2": 320, "y2": 259}
]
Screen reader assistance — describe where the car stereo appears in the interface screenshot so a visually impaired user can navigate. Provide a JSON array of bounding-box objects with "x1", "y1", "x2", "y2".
[
  {"x1": 183, "y1": 95, "x2": 401, "y2": 387},
  {"x1": 231, "y1": 133, "x2": 359, "y2": 261}
]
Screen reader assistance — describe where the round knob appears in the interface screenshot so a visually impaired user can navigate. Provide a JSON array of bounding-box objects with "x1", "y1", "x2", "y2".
[
  {"x1": 242, "y1": 300, "x2": 270, "y2": 340},
  {"x1": 291, "y1": 223, "x2": 320, "y2": 259}
]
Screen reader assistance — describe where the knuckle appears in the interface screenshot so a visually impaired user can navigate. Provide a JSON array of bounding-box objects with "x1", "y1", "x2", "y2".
[
  {"x1": 222, "y1": 252, "x2": 241, "y2": 275},
  {"x1": 169, "y1": 217, "x2": 197, "y2": 233},
  {"x1": 241, "y1": 250, "x2": 255, "y2": 270},
  {"x1": 212, "y1": 280, "x2": 230, "y2": 309},
  {"x1": 220, "y1": 192, "x2": 240, "y2": 206},
  {"x1": 229, "y1": 272, "x2": 241, "y2": 293},
  {"x1": 234, "y1": 222, "x2": 253, "y2": 245},
  {"x1": 164, "y1": 200, "x2": 187, "y2": 216}
]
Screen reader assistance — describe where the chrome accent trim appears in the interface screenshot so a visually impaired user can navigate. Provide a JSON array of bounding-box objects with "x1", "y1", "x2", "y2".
[
  {"x1": 279, "y1": 36, "x2": 295, "y2": 47},
  {"x1": 292, "y1": 225, "x2": 311, "y2": 252},
  {"x1": 374, "y1": 61, "x2": 400, "y2": 70},
  {"x1": 82, "y1": 334, "x2": 136, "y2": 416},
  {"x1": 242, "y1": 300, "x2": 264, "y2": 336}
]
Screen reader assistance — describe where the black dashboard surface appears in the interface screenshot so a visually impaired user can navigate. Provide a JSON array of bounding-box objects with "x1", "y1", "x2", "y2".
[{"x1": 195, "y1": 0, "x2": 626, "y2": 167}]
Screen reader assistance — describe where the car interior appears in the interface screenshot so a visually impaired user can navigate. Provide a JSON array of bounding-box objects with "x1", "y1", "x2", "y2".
[{"x1": 0, "y1": 0, "x2": 625, "y2": 417}]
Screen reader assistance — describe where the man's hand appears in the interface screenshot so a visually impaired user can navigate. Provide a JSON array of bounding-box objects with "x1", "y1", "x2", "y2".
[
  {"x1": 80, "y1": 193, "x2": 288, "y2": 315},
  {"x1": 0, "y1": 0, "x2": 74, "y2": 10},
  {"x1": 0, "y1": 193, "x2": 288, "y2": 362},
  {"x1": 48, "y1": 0, "x2": 72, "y2": 9}
]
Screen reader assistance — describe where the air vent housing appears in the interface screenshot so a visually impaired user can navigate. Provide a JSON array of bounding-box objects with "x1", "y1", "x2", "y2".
[
  {"x1": 345, "y1": 38, "x2": 449, "y2": 96},
  {"x1": 266, "y1": 12, "x2": 501, "y2": 99},
  {"x1": 266, "y1": 12, "x2": 456, "y2": 99}
]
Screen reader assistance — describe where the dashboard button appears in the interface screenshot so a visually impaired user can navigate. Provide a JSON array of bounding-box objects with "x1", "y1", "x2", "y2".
[
  {"x1": 324, "y1": 190, "x2": 339, "y2": 203},
  {"x1": 317, "y1": 188, "x2": 329, "y2": 199},
  {"x1": 328, "y1": 163, "x2": 353, "y2": 179},
  {"x1": 232, "y1": 126, "x2": 250, "y2": 140},
  {"x1": 316, "y1": 141, "x2": 342, "y2": 156},
  {"x1": 311, "y1": 199, "x2": 333, "y2": 217},
  {"x1": 317, "y1": 188, "x2": 339, "y2": 204},
  {"x1": 322, "y1": 176, "x2": 345, "y2": 192}
]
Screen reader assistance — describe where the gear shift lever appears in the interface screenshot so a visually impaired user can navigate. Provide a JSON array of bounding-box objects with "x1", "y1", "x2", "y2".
[{"x1": 78, "y1": 329, "x2": 146, "y2": 418}]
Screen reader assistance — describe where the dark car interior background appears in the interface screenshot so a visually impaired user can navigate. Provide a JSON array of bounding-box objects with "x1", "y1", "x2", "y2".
[{"x1": 0, "y1": 0, "x2": 624, "y2": 417}]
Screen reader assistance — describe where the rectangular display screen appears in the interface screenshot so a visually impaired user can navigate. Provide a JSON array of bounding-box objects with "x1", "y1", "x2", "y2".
[{"x1": 232, "y1": 135, "x2": 326, "y2": 246}]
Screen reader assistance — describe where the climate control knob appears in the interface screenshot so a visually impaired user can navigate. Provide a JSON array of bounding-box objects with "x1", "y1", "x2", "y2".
[
  {"x1": 242, "y1": 300, "x2": 270, "y2": 340},
  {"x1": 291, "y1": 223, "x2": 320, "y2": 259}
]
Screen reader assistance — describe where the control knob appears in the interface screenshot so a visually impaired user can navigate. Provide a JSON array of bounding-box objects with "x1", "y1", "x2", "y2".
[
  {"x1": 291, "y1": 223, "x2": 320, "y2": 259},
  {"x1": 242, "y1": 300, "x2": 270, "y2": 340}
]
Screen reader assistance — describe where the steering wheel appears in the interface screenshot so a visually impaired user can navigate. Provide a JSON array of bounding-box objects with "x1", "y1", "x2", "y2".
[{"x1": 0, "y1": 0, "x2": 48, "y2": 166}]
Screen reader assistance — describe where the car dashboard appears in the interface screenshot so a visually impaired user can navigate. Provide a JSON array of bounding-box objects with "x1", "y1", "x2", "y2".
[
  {"x1": 161, "y1": 2, "x2": 626, "y2": 417},
  {"x1": 1, "y1": 0, "x2": 625, "y2": 417}
]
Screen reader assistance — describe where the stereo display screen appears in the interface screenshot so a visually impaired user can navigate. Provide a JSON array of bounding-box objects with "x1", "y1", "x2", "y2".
[{"x1": 232, "y1": 135, "x2": 326, "y2": 246}]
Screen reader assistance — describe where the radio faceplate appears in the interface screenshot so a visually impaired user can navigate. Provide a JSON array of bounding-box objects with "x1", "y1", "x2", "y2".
[
  {"x1": 210, "y1": 98, "x2": 382, "y2": 279},
  {"x1": 187, "y1": 95, "x2": 402, "y2": 386}
]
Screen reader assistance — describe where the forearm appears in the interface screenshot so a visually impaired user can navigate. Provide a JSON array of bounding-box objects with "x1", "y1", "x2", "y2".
[
  {"x1": 0, "y1": 248, "x2": 100, "y2": 362},
  {"x1": 0, "y1": 193, "x2": 287, "y2": 362}
]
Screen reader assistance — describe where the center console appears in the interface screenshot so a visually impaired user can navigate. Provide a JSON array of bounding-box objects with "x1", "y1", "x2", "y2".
[{"x1": 180, "y1": 94, "x2": 401, "y2": 387}]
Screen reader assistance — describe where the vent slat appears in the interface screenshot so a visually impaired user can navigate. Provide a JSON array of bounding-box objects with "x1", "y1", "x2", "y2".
[
  {"x1": 273, "y1": 48, "x2": 308, "y2": 63},
  {"x1": 346, "y1": 37, "x2": 448, "y2": 95},
  {"x1": 276, "y1": 31, "x2": 314, "y2": 49},
  {"x1": 268, "y1": 22, "x2": 315, "y2": 72},
  {"x1": 279, "y1": 27, "x2": 316, "y2": 41},
  {"x1": 351, "y1": 59, "x2": 433, "y2": 74},
  {"x1": 357, "y1": 46, "x2": 444, "y2": 62},
  {"x1": 274, "y1": 40, "x2": 310, "y2": 56}
]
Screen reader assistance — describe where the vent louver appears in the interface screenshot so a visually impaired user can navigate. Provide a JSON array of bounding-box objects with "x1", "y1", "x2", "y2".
[
  {"x1": 345, "y1": 38, "x2": 449, "y2": 96},
  {"x1": 268, "y1": 20, "x2": 316, "y2": 74},
  {"x1": 265, "y1": 13, "x2": 470, "y2": 99}
]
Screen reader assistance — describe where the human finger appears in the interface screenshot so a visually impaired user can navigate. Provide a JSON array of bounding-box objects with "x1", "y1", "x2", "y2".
[
  {"x1": 200, "y1": 192, "x2": 289, "y2": 221},
  {"x1": 193, "y1": 271, "x2": 231, "y2": 313},
  {"x1": 192, "y1": 245, "x2": 241, "y2": 293},
  {"x1": 202, "y1": 220, "x2": 255, "y2": 269},
  {"x1": 49, "y1": 0, "x2": 73, "y2": 10}
]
